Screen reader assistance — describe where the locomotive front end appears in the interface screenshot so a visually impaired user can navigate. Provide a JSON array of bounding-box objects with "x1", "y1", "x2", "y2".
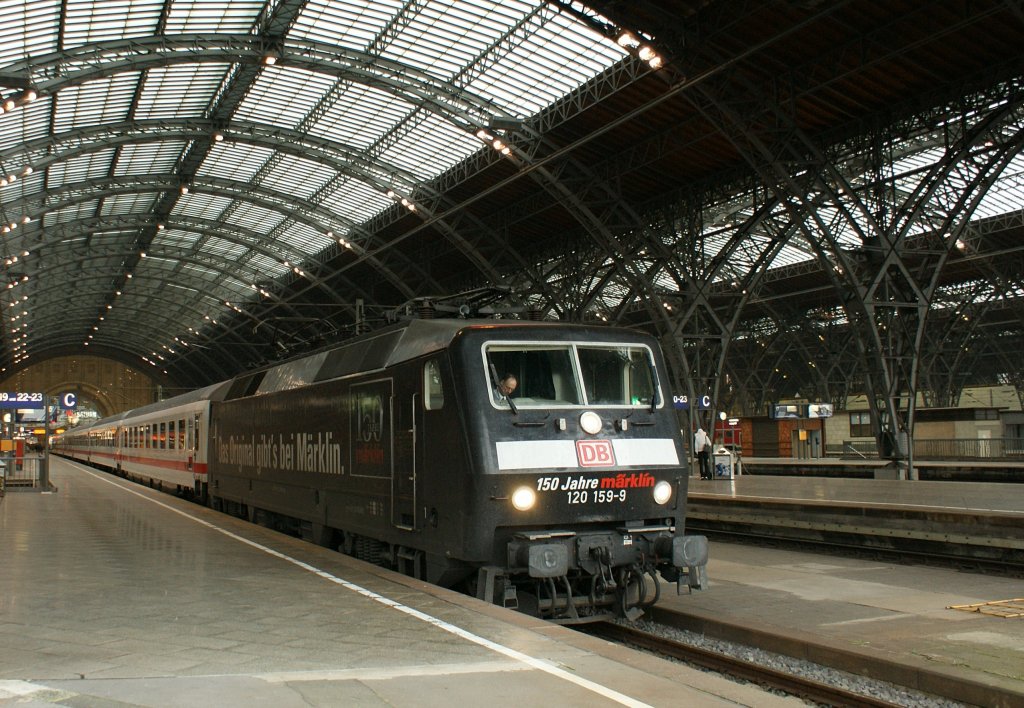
[{"x1": 460, "y1": 326, "x2": 708, "y2": 622}]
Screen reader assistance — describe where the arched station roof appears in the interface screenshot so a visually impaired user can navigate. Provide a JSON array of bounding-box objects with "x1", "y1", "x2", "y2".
[{"x1": 0, "y1": 0, "x2": 1022, "y2": 420}]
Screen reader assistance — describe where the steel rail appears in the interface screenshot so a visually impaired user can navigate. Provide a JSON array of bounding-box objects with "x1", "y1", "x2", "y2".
[{"x1": 590, "y1": 621, "x2": 902, "y2": 708}]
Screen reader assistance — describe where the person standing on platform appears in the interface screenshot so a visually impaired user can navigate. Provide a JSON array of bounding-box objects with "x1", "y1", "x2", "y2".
[{"x1": 694, "y1": 427, "x2": 712, "y2": 479}]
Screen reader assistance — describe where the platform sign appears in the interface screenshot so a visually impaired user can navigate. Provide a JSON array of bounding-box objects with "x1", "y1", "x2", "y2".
[
  {"x1": 673, "y1": 394, "x2": 712, "y2": 410},
  {"x1": 59, "y1": 392, "x2": 78, "y2": 410},
  {"x1": 0, "y1": 392, "x2": 44, "y2": 409}
]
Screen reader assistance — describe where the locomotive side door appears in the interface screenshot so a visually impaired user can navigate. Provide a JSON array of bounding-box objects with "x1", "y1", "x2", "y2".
[{"x1": 392, "y1": 378, "x2": 416, "y2": 530}]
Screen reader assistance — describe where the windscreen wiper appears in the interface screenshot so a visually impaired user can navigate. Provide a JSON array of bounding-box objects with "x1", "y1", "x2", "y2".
[{"x1": 647, "y1": 358, "x2": 662, "y2": 413}]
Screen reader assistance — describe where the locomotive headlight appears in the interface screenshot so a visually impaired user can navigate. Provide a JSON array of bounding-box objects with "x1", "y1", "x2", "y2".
[
  {"x1": 511, "y1": 486, "x2": 536, "y2": 511},
  {"x1": 579, "y1": 411, "x2": 603, "y2": 435},
  {"x1": 653, "y1": 480, "x2": 673, "y2": 505}
]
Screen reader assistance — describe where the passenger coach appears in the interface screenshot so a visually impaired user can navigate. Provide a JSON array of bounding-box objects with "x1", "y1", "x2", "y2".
[{"x1": 54, "y1": 319, "x2": 708, "y2": 621}]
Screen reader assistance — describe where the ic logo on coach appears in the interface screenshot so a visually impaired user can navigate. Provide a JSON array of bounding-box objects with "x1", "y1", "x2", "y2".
[{"x1": 576, "y1": 439, "x2": 615, "y2": 467}]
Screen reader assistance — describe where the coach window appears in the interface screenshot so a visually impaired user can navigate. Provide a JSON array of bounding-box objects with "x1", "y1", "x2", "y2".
[
  {"x1": 178, "y1": 419, "x2": 186, "y2": 448},
  {"x1": 424, "y1": 358, "x2": 444, "y2": 410},
  {"x1": 159, "y1": 422, "x2": 167, "y2": 449},
  {"x1": 168, "y1": 420, "x2": 176, "y2": 450}
]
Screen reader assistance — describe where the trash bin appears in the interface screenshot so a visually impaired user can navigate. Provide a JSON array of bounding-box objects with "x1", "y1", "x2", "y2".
[{"x1": 712, "y1": 446, "x2": 735, "y2": 479}]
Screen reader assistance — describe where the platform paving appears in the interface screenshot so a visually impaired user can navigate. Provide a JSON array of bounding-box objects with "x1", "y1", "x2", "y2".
[{"x1": 1, "y1": 457, "x2": 799, "y2": 707}]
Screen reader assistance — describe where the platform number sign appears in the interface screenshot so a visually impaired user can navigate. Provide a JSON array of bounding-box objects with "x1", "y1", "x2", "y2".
[{"x1": 0, "y1": 392, "x2": 44, "y2": 408}]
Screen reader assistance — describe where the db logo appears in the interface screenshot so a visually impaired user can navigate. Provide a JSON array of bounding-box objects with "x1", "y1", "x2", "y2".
[{"x1": 576, "y1": 439, "x2": 616, "y2": 467}]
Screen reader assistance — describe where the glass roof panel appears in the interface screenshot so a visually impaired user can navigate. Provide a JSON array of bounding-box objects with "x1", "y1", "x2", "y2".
[
  {"x1": 376, "y1": 110, "x2": 480, "y2": 179},
  {"x1": 169, "y1": 192, "x2": 233, "y2": 222},
  {"x1": 258, "y1": 152, "x2": 336, "y2": 201},
  {"x1": 303, "y1": 81, "x2": 416, "y2": 152},
  {"x1": 320, "y1": 179, "x2": 392, "y2": 224},
  {"x1": 0, "y1": 96, "x2": 50, "y2": 152},
  {"x1": 461, "y1": 9, "x2": 624, "y2": 115},
  {"x1": 0, "y1": 0, "x2": 60, "y2": 66},
  {"x1": 115, "y1": 141, "x2": 190, "y2": 177},
  {"x1": 222, "y1": 203, "x2": 289, "y2": 241},
  {"x1": 85, "y1": 230, "x2": 129, "y2": 249},
  {"x1": 203, "y1": 235, "x2": 249, "y2": 260},
  {"x1": 51, "y1": 74, "x2": 140, "y2": 134},
  {"x1": 46, "y1": 147, "x2": 116, "y2": 185},
  {"x1": 198, "y1": 142, "x2": 277, "y2": 183},
  {"x1": 63, "y1": 0, "x2": 163, "y2": 46},
  {"x1": 290, "y1": 0, "x2": 403, "y2": 49},
  {"x1": 974, "y1": 153, "x2": 1024, "y2": 219},
  {"x1": 273, "y1": 221, "x2": 334, "y2": 253},
  {"x1": 135, "y1": 64, "x2": 233, "y2": 120},
  {"x1": 233, "y1": 66, "x2": 336, "y2": 132},
  {"x1": 0, "y1": 172, "x2": 42, "y2": 205},
  {"x1": 182, "y1": 261, "x2": 222, "y2": 281},
  {"x1": 163, "y1": 0, "x2": 265, "y2": 33},
  {"x1": 245, "y1": 252, "x2": 290, "y2": 278},
  {"x1": 99, "y1": 192, "x2": 160, "y2": 216},
  {"x1": 153, "y1": 228, "x2": 201, "y2": 250}
]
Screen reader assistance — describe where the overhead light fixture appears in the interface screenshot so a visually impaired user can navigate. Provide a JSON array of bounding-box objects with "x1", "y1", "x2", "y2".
[
  {"x1": 636, "y1": 45, "x2": 663, "y2": 69},
  {"x1": 0, "y1": 87, "x2": 38, "y2": 113},
  {"x1": 616, "y1": 32, "x2": 639, "y2": 49}
]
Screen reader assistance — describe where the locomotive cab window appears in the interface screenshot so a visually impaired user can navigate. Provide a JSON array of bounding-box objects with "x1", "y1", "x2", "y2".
[
  {"x1": 483, "y1": 342, "x2": 660, "y2": 408},
  {"x1": 578, "y1": 346, "x2": 656, "y2": 406},
  {"x1": 424, "y1": 358, "x2": 444, "y2": 410}
]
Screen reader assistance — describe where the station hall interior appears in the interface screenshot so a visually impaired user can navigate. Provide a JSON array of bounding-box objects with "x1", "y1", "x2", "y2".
[
  {"x1": 0, "y1": 0, "x2": 1021, "y2": 471},
  {"x1": 3, "y1": 4, "x2": 1024, "y2": 708}
]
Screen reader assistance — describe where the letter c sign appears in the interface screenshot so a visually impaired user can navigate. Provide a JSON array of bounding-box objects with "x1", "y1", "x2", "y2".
[{"x1": 61, "y1": 392, "x2": 77, "y2": 409}]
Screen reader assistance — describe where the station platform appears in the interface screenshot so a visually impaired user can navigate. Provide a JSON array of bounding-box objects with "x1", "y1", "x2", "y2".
[
  {"x1": 724, "y1": 455, "x2": 1024, "y2": 483},
  {"x1": 656, "y1": 539, "x2": 1024, "y2": 706},
  {"x1": 687, "y1": 474, "x2": 1024, "y2": 513},
  {"x1": 678, "y1": 474, "x2": 1024, "y2": 705},
  {"x1": 0, "y1": 457, "x2": 799, "y2": 708}
]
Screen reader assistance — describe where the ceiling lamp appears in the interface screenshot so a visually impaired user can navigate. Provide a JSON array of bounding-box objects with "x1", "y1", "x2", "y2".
[{"x1": 616, "y1": 32, "x2": 639, "y2": 49}]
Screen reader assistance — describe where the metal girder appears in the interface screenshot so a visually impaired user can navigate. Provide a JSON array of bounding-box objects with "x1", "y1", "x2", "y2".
[{"x1": 664, "y1": 33, "x2": 1023, "y2": 474}]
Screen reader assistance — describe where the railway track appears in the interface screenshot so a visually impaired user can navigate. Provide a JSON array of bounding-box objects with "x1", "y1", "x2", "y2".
[
  {"x1": 685, "y1": 497, "x2": 1024, "y2": 575},
  {"x1": 589, "y1": 620, "x2": 899, "y2": 707}
]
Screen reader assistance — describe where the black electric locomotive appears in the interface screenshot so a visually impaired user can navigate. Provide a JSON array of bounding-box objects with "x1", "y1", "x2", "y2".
[{"x1": 55, "y1": 319, "x2": 708, "y2": 622}]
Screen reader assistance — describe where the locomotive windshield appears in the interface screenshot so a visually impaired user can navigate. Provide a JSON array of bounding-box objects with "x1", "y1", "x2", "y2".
[{"x1": 484, "y1": 342, "x2": 658, "y2": 408}]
